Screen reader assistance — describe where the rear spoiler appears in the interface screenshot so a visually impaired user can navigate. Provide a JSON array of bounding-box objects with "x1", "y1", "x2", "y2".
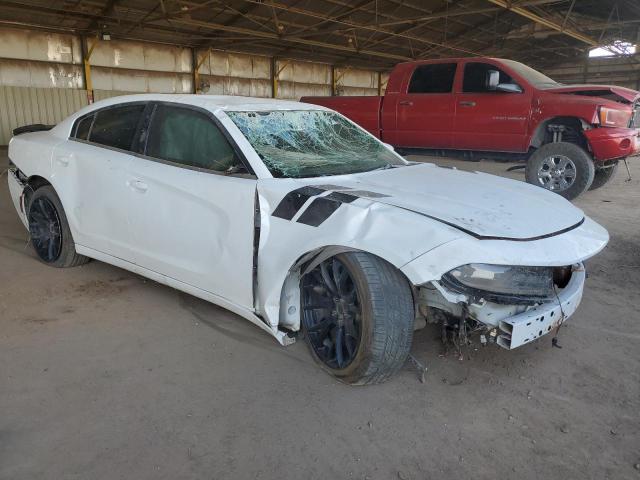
[{"x1": 12, "y1": 124, "x2": 55, "y2": 136}]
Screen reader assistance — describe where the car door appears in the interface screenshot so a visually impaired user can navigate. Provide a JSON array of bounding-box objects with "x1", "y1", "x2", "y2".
[
  {"x1": 125, "y1": 102, "x2": 256, "y2": 309},
  {"x1": 392, "y1": 62, "x2": 457, "y2": 148},
  {"x1": 51, "y1": 103, "x2": 146, "y2": 260},
  {"x1": 453, "y1": 61, "x2": 532, "y2": 152}
]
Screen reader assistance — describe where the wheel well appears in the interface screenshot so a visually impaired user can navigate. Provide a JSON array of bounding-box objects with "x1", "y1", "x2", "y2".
[
  {"x1": 23, "y1": 175, "x2": 51, "y2": 208},
  {"x1": 278, "y1": 245, "x2": 416, "y2": 332},
  {"x1": 529, "y1": 117, "x2": 589, "y2": 151}
]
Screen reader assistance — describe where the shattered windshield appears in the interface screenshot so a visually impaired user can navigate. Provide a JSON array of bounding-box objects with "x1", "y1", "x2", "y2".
[{"x1": 226, "y1": 110, "x2": 406, "y2": 178}]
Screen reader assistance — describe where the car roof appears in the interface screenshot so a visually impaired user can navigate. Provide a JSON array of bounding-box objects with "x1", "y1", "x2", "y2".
[
  {"x1": 50, "y1": 93, "x2": 331, "y2": 140},
  {"x1": 84, "y1": 94, "x2": 331, "y2": 112}
]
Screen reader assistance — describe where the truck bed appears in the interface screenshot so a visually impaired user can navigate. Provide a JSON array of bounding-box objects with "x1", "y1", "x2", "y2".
[{"x1": 300, "y1": 95, "x2": 382, "y2": 138}]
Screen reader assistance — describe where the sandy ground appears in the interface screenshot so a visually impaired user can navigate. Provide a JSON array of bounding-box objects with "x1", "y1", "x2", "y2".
[{"x1": 1, "y1": 148, "x2": 639, "y2": 480}]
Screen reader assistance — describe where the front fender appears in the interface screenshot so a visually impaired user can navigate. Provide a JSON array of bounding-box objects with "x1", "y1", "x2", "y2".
[{"x1": 255, "y1": 181, "x2": 462, "y2": 329}]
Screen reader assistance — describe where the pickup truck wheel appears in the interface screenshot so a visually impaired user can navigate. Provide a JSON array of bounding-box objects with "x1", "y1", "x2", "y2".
[
  {"x1": 525, "y1": 142, "x2": 595, "y2": 200},
  {"x1": 589, "y1": 161, "x2": 619, "y2": 190},
  {"x1": 27, "y1": 186, "x2": 89, "y2": 268},
  {"x1": 301, "y1": 252, "x2": 414, "y2": 385}
]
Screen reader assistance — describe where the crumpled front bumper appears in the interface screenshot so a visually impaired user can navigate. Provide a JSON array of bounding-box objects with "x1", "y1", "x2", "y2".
[
  {"x1": 584, "y1": 127, "x2": 640, "y2": 161},
  {"x1": 420, "y1": 264, "x2": 586, "y2": 350},
  {"x1": 494, "y1": 267, "x2": 584, "y2": 349}
]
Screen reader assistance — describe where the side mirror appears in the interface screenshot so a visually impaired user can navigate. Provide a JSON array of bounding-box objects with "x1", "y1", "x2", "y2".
[
  {"x1": 382, "y1": 142, "x2": 395, "y2": 152},
  {"x1": 486, "y1": 70, "x2": 500, "y2": 90},
  {"x1": 495, "y1": 83, "x2": 523, "y2": 93}
]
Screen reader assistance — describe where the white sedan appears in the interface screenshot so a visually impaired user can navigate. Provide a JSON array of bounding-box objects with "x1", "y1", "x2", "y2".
[{"x1": 7, "y1": 95, "x2": 608, "y2": 384}]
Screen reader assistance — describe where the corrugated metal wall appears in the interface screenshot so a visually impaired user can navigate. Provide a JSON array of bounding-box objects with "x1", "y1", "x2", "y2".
[
  {"x1": 0, "y1": 86, "x2": 87, "y2": 144},
  {"x1": 277, "y1": 60, "x2": 331, "y2": 98},
  {"x1": 0, "y1": 26, "x2": 389, "y2": 144},
  {"x1": 196, "y1": 49, "x2": 271, "y2": 97}
]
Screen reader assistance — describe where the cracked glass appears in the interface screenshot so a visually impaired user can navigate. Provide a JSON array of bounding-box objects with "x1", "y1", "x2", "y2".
[{"x1": 226, "y1": 110, "x2": 406, "y2": 178}]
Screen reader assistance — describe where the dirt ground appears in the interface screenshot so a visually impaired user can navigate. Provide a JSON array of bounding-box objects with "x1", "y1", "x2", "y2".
[{"x1": 1, "y1": 147, "x2": 639, "y2": 480}]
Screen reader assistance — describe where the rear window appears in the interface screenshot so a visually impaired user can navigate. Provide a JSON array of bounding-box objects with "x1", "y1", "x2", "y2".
[
  {"x1": 408, "y1": 63, "x2": 457, "y2": 94},
  {"x1": 74, "y1": 115, "x2": 93, "y2": 140},
  {"x1": 89, "y1": 104, "x2": 146, "y2": 151}
]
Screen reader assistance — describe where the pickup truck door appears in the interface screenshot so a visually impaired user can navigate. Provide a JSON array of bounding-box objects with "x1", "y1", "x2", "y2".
[
  {"x1": 391, "y1": 63, "x2": 457, "y2": 148},
  {"x1": 453, "y1": 61, "x2": 532, "y2": 152},
  {"x1": 51, "y1": 103, "x2": 146, "y2": 260},
  {"x1": 125, "y1": 103, "x2": 256, "y2": 309}
]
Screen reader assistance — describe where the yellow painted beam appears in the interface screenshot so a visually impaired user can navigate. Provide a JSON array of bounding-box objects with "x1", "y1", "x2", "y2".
[
  {"x1": 83, "y1": 37, "x2": 98, "y2": 103},
  {"x1": 272, "y1": 59, "x2": 290, "y2": 98}
]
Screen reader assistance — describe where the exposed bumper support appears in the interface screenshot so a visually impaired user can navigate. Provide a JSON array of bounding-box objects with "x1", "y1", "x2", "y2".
[
  {"x1": 496, "y1": 267, "x2": 584, "y2": 349},
  {"x1": 419, "y1": 265, "x2": 586, "y2": 350}
]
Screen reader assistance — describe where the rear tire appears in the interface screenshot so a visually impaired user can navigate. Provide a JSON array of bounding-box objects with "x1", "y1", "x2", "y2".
[
  {"x1": 525, "y1": 142, "x2": 595, "y2": 200},
  {"x1": 27, "y1": 186, "x2": 89, "y2": 268},
  {"x1": 301, "y1": 252, "x2": 414, "y2": 385},
  {"x1": 589, "y1": 161, "x2": 619, "y2": 190}
]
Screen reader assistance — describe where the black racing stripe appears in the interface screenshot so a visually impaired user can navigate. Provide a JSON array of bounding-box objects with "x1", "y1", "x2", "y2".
[
  {"x1": 297, "y1": 197, "x2": 342, "y2": 227},
  {"x1": 325, "y1": 191, "x2": 358, "y2": 203},
  {"x1": 347, "y1": 190, "x2": 390, "y2": 198},
  {"x1": 272, "y1": 186, "x2": 325, "y2": 220},
  {"x1": 313, "y1": 184, "x2": 353, "y2": 191}
]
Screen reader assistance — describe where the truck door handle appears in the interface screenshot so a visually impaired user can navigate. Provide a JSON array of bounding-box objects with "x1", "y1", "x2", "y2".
[
  {"x1": 459, "y1": 101, "x2": 476, "y2": 107},
  {"x1": 399, "y1": 100, "x2": 413, "y2": 106},
  {"x1": 129, "y1": 180, "x2": 148, "y2": 193}
]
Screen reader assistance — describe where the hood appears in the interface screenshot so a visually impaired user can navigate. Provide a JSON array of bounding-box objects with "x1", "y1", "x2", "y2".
[
  {"x1": 543, "y1": 84, "x2": 640, "y2": 104},
  {"x1": 292, "y1": 163, "x2": 585, "y2": 241}
]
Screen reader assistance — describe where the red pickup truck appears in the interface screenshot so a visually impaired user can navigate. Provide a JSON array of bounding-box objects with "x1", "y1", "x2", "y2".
[{"x1": 302, "y1": 57, "x2": 640, "y2": 199}]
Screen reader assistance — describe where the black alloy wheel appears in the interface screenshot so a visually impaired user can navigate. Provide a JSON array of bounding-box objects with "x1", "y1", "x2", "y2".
[
  {"x1": 28, "y1": 196, "x2": 63, "y2": 262},
  {"x1": 302, "y1": 257, "x2": 362, "y2": 369}
]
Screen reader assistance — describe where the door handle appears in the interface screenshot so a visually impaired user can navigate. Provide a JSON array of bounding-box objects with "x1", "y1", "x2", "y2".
[
  {"x1": 459, "y1": 101, "x2": 476, "y2": 107},
  {"x1": 129, "y1": 179, "x2": 148, "y2": 193},
  {"x1": 55, "y1": 155, "x2": 72, "y2": 166},
  {"x1": 399, "y1": 100, "x2": 413, "y2": 106}
]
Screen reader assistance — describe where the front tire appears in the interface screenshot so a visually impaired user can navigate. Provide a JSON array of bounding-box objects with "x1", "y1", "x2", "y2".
[
  {"x1": 525, "y1": 142, "x2": 595, "y2": 200},
  {"x1": 27, "y1": 185, "x2": 89, "y2": 268},
  {"x1": 589, "y1": 161, "x2": 619, "y2": 190},
  {"x1": 301, "y1": 252, "x2": 414, "y2": 385}
]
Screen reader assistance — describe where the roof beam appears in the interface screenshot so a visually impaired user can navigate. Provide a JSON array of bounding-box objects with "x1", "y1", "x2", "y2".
[
  {"x1": 486, "y1": 0, "x2": 600, "y2": 46},
  {"x1": 241, "y1": 0, "x2": 480, "y2": 56}
]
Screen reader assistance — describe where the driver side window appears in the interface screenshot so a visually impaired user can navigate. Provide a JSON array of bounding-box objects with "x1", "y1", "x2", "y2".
[
  {"x1": 463, "y1": 62, "x2": 519, "y2": 93},
  {"x1": 146, "y1": 105, "x2": 241, "y2": 172}
]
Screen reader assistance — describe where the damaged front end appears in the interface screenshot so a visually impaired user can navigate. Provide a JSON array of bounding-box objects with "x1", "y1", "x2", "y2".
[{"x1": 417, "y1": 263, "x2": 585, "y2": 350}]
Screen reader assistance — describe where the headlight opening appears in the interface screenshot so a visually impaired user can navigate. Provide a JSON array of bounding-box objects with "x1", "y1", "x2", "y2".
[{"x1": 441, "y1": 264, "x2": 571, "y2": 304}]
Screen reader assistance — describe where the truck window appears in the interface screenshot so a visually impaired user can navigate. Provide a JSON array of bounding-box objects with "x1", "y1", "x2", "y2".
[
  {"x1": 463, "y1": 63, "x2": 517, "y2": 93},
  {"x1": 407, "y1": 63, "x2": 457, "y2": 94}
]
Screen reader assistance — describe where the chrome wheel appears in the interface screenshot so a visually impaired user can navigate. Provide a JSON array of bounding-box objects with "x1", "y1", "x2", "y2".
[
  {"x1": 537, "y1": 155, "x2": 577, "y2": 191},
  {"x1": 301, "y1": 257, "x2": 362, "y2": 369}
]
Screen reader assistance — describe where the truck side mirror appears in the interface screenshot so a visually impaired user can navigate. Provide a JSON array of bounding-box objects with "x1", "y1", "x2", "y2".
[{"x1": 486, "y1": 70, "x2": 500, "y2": 90}]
